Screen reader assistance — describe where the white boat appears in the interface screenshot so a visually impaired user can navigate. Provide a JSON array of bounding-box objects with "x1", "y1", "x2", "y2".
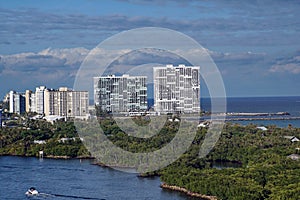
[{"x1": 25, "y1": 187, "x2": 39, "y2": 195}]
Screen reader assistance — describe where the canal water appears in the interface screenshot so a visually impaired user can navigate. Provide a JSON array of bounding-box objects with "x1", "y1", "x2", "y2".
[{"x1": 0, "y1": 156, "x2": 195, "y2": 200}]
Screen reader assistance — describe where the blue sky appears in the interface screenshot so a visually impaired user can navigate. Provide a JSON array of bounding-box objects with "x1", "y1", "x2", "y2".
[{"x1": 0, "y1": 0, "x2": 300, "y2": 98}]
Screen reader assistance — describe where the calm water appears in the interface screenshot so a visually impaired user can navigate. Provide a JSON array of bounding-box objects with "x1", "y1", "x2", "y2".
[
  {"x1": 149, "y1": 96, "x2": 300, "y2": 114},
  {"x1": 201, "y1": 96, "x2": 300, "y2": 127},
  {"x1": 0, "y1": 156, "x2": 193, "y2": 200},
  {"x1": 150, "y1": 96, "x2": 300, "y2": 127},
  {"x1": 202, "y1": 96, "x2": 300, "y2": 115}
]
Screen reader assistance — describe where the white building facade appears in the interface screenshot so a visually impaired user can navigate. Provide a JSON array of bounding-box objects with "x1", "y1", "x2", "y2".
[
  {"x1": 9, "y1": 91, "x2": 26, "y2": 114},
  {"x1": 153, "y1": 65, "x2": 200, "y2": 113},
  {"x1": 35, "y1": 86, "x2": 47, "y2": 114},
  {"x1": 6, "y1": 86, "x2": 88, "y2": 118},
  {"x1": 94, "y1": 74, "x2": 147, "y2": 112}
]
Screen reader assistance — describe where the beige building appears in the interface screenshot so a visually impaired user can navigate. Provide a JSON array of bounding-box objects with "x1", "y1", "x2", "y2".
[
  {"x1": 44, "y1": 87, "x2": 89, "y2": 118},
  {"x1": 25, "y1": 90, "x2": 32, "y2": 113},
  {"x1": 17, "y1": 86, "x2": 89, "y2": 118}
]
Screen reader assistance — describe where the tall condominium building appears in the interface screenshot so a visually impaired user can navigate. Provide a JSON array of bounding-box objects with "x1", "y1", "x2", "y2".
[
  {"x1": 94, "y1": 74, "x2": 147, "y2": 112},
  {"x1": 9, "y1": 91, "x2": 14, "y2": 113},
  {"x1": 153, "y1": 64, "x2": 200, "y2": 113},
  {"x1": 0, "y1": 109, "x2": 2, "y2": 128},
  {"x1": 25, "y1": 90, "x2": 33, "y2": 113},
  {"x1": 6, "y1": 86, "x2": 88, "y2": 118},
  {"x1": 30, "y1": 93, "x2": 36, "y2": 113},
  {"x1": 9, "y1": 91, "x2": 26, "y2": 114},
  {"x1": 44, "y1": 87, "x2": 89, "y2": 118},
  {"x1": 35, "y1": 86, "x2": 47, "y2": 114}
]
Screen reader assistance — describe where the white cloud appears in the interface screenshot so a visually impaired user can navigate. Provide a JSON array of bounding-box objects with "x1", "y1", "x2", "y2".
[
  {"x1": 269, "y1": 54, "x2": 300, "y2": 74},
  {"x1": 0, "y1": 47, "x2": 89, "y2": 72},
  {"x1": 39, "y1": 47, "x2": 89, "y2": 66},
  {"x1": 269, "y1": 63, "x2": 300, "y2": 74},
  {"x1": 0, "y1": 47, "x2": 269, "y2": 78},
  {"x1": 210, "y1": 51, "x2": 266, "y2": 62}
]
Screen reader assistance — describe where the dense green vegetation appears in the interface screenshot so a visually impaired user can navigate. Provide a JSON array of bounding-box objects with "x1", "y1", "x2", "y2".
[
  {"x1": 89, "y1": 117, "x2": 300, "y2": 199},
  {"x1": 159, "y1": 123, "x2": 300, "y2": 200},
  {"x1": 99, "y1": 116, "x2": 178, "y2": 153},
  {"x1": 1, "y1": 114, "x2": 299, "y2": 199},
  {"x1": 0, "y1": 119, "x2": 90, "y2": 158}
]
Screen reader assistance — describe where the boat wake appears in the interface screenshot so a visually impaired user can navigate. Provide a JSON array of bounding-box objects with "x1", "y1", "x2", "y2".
[
  {"x1": 26, "y1": 192, "x2": 105, "y2": 200},
  {"x1": 50, "y1": 193, "x2": 105, "y2": 200}
]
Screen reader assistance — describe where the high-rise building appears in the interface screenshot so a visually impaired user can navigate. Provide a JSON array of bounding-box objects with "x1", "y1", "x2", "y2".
[
  {"x1": 25, "y1": 90, "x2": 33, "y2": 113},
  {"x1": 67, "y1": 90, "x2": 89, "y2": 117},
  {"x1": 153, "y1": 64, "x2": 200, "y2": 113},
  {"x1": 44, "y1": 87, "x2": 89, "y2": 118},
  {"x1": 35, "y1": 86, "x2": 47, "y2": 114},
  {"x1": 94, "y1": 74, "x2": 147, "y2": 112},
  {"x1": 30, "y1": 93, "x2": 36, "y2": 113},
  {"x1": 6, "y1": 86, "x2": 88, "y2": 118},
  {"x1": 0, "y1": 109, "x2": 2, "y2": 128},
  {"x1": 9, "y1": 91, "x2": 14, "y2": 113},
  {"x1": 14, "y1": 93, "x2": 26, "y2": 114},
  {"x1": 9, "y1": 91, "x2": 26, "y2": 114}
]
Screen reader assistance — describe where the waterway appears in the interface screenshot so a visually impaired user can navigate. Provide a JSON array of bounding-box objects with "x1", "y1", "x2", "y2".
[{"x1": 0, "y1": 156, "x2": 196, "y2": 200}]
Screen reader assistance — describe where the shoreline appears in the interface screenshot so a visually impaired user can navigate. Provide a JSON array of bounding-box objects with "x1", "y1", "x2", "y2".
[
  {"x1": 93, "y1": 162, "x2": 137, "y2": 170},
  {"x1": 0, "y1": 154, "x2": 95, "y2": 160},
  {"x1": 225, "y1": 116, "x2": 300, "y2": 121},
  {"x1": 1, "y1": 154, "x2": 218, "y2": 199},
  {"x1": 44, "y1": 155, "x2": 94, "y2": 159},
  {"x1": 160, "y1": 183, "x2": 218, "y2": 200}
]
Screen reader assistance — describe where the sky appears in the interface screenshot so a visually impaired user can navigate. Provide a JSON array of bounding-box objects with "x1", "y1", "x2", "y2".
[{"x1": 0, "y1": 0, "x2": 300, "y2": 98}]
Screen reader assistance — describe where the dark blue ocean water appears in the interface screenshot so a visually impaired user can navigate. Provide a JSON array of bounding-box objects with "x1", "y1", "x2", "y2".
[
  {"x1": 149, "y1": 96, "x2": 300, "y2": 114},
  {"x1": 202, "y1": 96, "x2": 300, "y2": 127},
  {"x1": 201, "y1": 96, "x2": 300, "y2": 114},
  {"x1": 149, "y1": 96, "x2": 300, "y2": 127},
  {"x1": 0, "y1": 156, "x2": 195, "y2": 200}
]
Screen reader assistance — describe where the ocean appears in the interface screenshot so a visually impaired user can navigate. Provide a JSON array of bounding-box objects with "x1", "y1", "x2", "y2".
[{"x1": 149, "y1": 96, "x2": 300, "y2": 127}]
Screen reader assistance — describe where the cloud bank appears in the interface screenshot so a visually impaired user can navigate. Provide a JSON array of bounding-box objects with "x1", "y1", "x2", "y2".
[
  {"x1": 270, "y1": 54, "x2": 300, "y2": 74},
  {"x1": 1, "y1": 0, "x2": 300, "y2": 53},
  {"x1": 0, "y1": 46, "x2": 278, "y2": 97}
]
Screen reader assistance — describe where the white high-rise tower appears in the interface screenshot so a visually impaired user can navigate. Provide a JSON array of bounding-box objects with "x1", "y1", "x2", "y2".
[
  {"x1": 153, "y1": 64, "x2": 200, "y2": 113},
  {"x1": 94, "y1": 74, "x2": 147, "y2": 113}
]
